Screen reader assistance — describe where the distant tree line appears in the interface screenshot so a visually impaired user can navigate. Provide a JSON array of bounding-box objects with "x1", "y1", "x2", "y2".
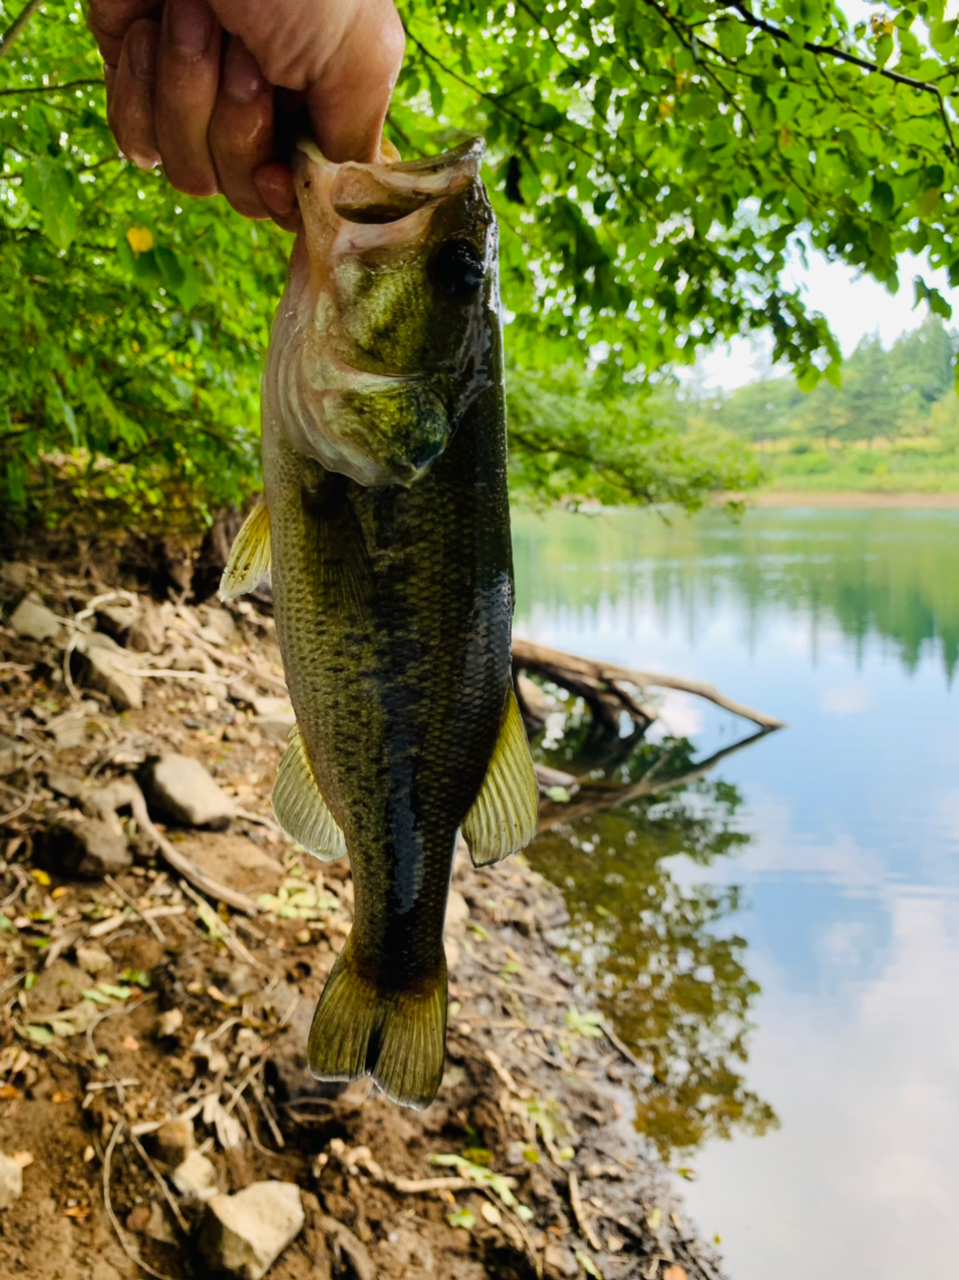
[{"x1": 700, "y1": 317, "x2": 959, "y2": 451}]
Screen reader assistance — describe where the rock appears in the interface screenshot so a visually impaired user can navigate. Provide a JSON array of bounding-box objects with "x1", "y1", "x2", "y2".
[
  {"x1": 89, "y1": 1259, "x2": 123, "y2": 1280},
  {"x1": 155, "y1": 1007, "x2": 184, "y2": 1038},
  {"x1": 10, "y1": 592, "x2": 63, "y2": 643},
  {"x1": 228, "y1": 679, "x2": 259, "y2": 708},
  {"x1": 0, "y1": 1152, "x2": 23, "y2": 1209},
  {"x1": 42, "y1": 816, "x2": 132, "y2": 879},
  {"x1": 23, "y1": 960, "x2": 91, "y2": 1015},
  {"x1": 46, "y1": 769, "x2": 85, "y2": 799},
  {"x1": 171, "y1": 1149, "x2": 219, "y2": 1203},
  {"x1": 74, "y1": 633, "x2": 143, "y2": 711},
  {"x1": 95, "y1": 602, "x2": 137, "y2": 642},
  {"x1": 251, "y1": 698, "x2": 295, "y2": 746},
  {"x1": 199, "y1": 605, "x2": 236, "y2": 642},
  {"x1": 91, "y1": 1261, "x2": 124, "y2": 1280},
  {"x1": 200, "y1": 1183, "x2": 304, "y2": 1280},
  {"x1": 139, "y1": 754, "x2": 235, "y2": 829},
  {"x1": 544, "y1": 1246, "x2": 579, "y2": 1278},
  {"x1": 0, "y1": 733, "x2": 21, "y2": 778},
  {"x1": 128, "y1": 597, "x2": 166, "y2": 654},
  {"x1": 0, "y1": 561, "x2": 35, "y2": 591},
  {"x1": 144, "y1": 1201, "x2": 177, "y2": 1244},
  {"x1": 153, "y1": 1117, "x2": 195, "y2": 1169},
  {"x1": 75, "y1": 944, "x2": 112, "y2": 974}
]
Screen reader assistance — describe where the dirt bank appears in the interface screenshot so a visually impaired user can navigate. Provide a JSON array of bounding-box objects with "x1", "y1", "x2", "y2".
[{"x1": 0, "y1": 555, "x2": 724, "y2": 1280}]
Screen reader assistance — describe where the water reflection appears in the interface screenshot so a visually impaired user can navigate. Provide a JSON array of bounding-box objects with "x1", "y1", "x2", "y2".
[
  {"x1": 527, "y1": 698, "x2": 779, "y2": 1158},
  {"x1": 512, "y1": 507, "x2": 959, "y2": 1280}
]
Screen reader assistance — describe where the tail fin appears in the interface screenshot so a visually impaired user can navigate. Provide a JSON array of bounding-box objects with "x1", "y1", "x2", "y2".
[{"x1": 307, "y1": 936, "x2": 448, "y2": 1110}]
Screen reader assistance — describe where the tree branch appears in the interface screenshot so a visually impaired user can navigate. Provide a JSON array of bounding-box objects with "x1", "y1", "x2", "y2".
[
  {"x1": 0, "y1": 78, "x2": 102, "y2": 97},
  {"x1": 718, "y1": 0, "x2": 958, "y2": 157},
  {"x1": 0, "y1": 0, "x2": 44, "y2": 63}
]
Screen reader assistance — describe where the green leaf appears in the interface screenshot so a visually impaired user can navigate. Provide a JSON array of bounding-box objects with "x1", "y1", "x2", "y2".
[
  {"x1": 917, "y1": 188, "x2": 940, "y2": 218},
  {"x1": 446, "y1": 1208, "x2": 476, "y2": 1230},
  {"x1": 25, "y1": 1025, "x2": 54, "y2": 1044}
]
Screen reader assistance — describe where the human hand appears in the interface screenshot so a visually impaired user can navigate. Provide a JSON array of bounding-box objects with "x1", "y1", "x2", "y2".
[{"x1": 87, "y1": 0, "x2": 405, "y2": 227}]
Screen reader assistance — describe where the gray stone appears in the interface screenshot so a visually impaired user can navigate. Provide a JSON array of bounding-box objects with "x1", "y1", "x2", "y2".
[
  {"x1": 199, "y1": 606, "x2": 236, "y2": 642},
  {"x1": 199, "y1": 1182, "x2": 304, "y2": 1280},
  {"x1": 543, "y1": 1246, "x2": 579, "y2": 1278},
  {"x1": 46, "y1": 769, "x2": 85, "y2": 799},
  {"x1": 0, "y1": 733, "x2": 21, "y2": 779},
  {"x1": 139, "y1": 754, "x2": 235, "y2": 829},
  {"x1": 45, "y1": 816, "x2": 132, "y2": 879},
  {"x1": 10, "y1": 592, "x2": 63, "y2": 643},
  {"x1": 75, "y1": 943, "x2": 111, "y2": 974},
  {"x1": 251, "y1": 698, "x2": 295, "y2": 746},
  {"x1": 172, "y1": 1149, "x2": 219, "y2": 1203},
  {"x1": 128, "y1": 598, "x2": 166, "y2": 654},
  {"x1": 90, "y1": 1263, "x2": 123, "y2": 1280},
  {"x1": 0, "y1": 1152, "x2": 23, "y2": 1209},
  {"x1": 94, "y1": 602, "x2": 138, "y2": 642},
  {"x1": 0, "y1": 562, "x2": 35, "y2": 591},
  {"x1": 75, "y1": 633, "x2": 143, "y2": 711},
  {"x1": 228, "y1": 679, "x2": 259, "y2": 708},
  {"x1": 144, "y1": 1201, "x2": 177, "y2": 1244}
]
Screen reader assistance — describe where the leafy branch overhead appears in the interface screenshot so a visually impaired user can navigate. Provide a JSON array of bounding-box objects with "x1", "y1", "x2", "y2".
[
  {"x1": 2, "y1": 0, "x2": 959, "y2": 525},
  {"x1": 394, "y1": 0, "x2": 959, "y2": 383}
]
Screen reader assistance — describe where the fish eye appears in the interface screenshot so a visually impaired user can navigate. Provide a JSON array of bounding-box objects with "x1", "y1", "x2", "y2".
[{"x1": 430, "y1": 238, "x2": 485, "y2": 301}]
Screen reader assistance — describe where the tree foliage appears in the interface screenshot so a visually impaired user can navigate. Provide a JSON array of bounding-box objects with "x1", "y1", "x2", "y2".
[{"x1": 3, "y1": 0, "x2": 959, "y2": 527}]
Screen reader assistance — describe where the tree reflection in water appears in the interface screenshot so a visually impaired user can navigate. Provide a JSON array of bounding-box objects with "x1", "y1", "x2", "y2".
[{"x1": 526, "y1": 700, "x2": 779, "y2": 1160}]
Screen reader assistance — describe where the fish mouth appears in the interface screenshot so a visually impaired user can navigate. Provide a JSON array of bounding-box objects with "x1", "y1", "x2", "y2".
[{"x1": 294, "y1": 137, "x2": 485, "y2": 251}]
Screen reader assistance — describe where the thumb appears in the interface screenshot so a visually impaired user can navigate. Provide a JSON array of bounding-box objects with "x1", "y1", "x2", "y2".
[{"x1": 305, "y1": 0, "x2": 404, "y2": 163}]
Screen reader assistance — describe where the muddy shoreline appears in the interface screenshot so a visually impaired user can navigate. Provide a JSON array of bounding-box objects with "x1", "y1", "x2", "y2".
[{"x1": 0, "y1": 554, "x2": 724, "y2": 1280}]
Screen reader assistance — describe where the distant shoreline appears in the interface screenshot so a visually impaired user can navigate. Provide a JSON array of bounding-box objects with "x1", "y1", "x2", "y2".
[{"x1": 720, "y1": 491, "x2": 959, "y2": 509}]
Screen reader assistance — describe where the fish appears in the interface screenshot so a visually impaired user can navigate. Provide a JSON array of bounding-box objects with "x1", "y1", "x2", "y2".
[{"x1": 221, "y1": 138, "x2": 539, "y2": 1109}]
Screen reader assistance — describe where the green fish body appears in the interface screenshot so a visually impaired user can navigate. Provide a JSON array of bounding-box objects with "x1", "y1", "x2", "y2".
[{"x1": 222, "y1": 141, "x2": 538, "y2": 1108}]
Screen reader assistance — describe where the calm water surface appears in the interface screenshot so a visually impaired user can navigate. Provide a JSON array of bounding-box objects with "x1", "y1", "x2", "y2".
[{"x1": 512, "y1": 508, "x2": 959, "y2": 1280}]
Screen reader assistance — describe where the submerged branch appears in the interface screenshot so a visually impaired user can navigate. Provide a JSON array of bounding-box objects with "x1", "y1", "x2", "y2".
[{"x1": 512, "y1": 637, "x2": 785, "y2": 731}]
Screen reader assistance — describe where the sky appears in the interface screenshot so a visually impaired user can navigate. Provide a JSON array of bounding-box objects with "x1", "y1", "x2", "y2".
[
  {"x1": 696, "y1": 0, "x2": 957, "y2": 393},
  {"x1": 697, "y1": 250, "x2": 954, "y2": 392}
]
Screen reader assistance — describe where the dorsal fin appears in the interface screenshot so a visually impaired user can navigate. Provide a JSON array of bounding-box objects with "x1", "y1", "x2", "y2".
[
  {"x1": 220, "y1": 501, "x2": 271, "y2": 601},
  {"x1": 272, "y1": 725, "x2": 347, "y2": 862},
  {"x1": 462, "y1": 689, "x2": 539, "y2": 867}
]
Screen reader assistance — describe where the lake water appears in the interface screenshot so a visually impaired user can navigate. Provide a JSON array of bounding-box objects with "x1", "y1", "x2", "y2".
[{"x1": 512, "y1": 507, "x2": 959, "y2": 1280}]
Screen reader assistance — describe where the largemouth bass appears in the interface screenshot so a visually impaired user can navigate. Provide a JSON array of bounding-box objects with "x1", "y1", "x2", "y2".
[{"x1": 222, "y1": 139, "x2": 538, "y2": 1108}]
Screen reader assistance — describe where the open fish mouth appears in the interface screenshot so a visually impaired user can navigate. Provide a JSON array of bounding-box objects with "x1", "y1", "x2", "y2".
[
  {"x1": 263, "y1": 134, "x2": 498, "y2": 489},
  {"x1": 297, "y1": 136, "x2": 486, "y2": 229}
]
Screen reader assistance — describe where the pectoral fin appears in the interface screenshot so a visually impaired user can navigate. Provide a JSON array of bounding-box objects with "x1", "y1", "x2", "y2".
[
  {"x1": 272, "y1": 725, "x2": 347, "y2": 861},
  {"x1": 219, "y1": 501, "x2": 271, "y2": 601},
  {"x1": 462, "y1": 688, "x2": 539, "y2": 867}
]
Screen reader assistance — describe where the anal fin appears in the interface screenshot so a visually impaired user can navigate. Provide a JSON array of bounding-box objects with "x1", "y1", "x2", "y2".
[
  {"x1": 462, "y1": 687, "x2": 539, "y2": 867},
  {"x1": 272, "y1": 724, "x2": 347, "y2": 861},
  {"x1": 220, "y1": 501, "x2": 271, "y2": 601}
]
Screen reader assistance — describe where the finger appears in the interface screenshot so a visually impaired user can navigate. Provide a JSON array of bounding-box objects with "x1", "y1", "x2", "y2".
[
  {"x1": 109, "y1": 18, "x2": 161, "y2": 170},
  {"x1": 306, "y1": 0, "x2": 405, "y2": 163},
  {"x1": 88, "y1": 0, "x2": 161, "y2": 68},
  {"x1": 253, "y1": 162, "x2": 301, "y2": 231},
  {"x1": 154, "y1": 0, "x2": 222, "y2": 198},
  {"x1": 209, "y1": 37, "x2": 274, "y2": 219}
]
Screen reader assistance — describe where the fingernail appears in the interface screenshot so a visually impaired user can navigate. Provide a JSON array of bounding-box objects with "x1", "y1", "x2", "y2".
[
  {"x1": 170, "y1": 0, "x2": 214, "y2": 57},
  {"x1": 223, "y1": 41, "x2": 264, "y2": 103},
  {"x1": 256, "y1": 172, "x2": 295, "y2": 218}
]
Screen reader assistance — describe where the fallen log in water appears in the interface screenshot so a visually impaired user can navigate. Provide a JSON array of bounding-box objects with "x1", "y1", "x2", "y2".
[{"x1": 512, "y1": 636, "x2": 785, "y2": 733}]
